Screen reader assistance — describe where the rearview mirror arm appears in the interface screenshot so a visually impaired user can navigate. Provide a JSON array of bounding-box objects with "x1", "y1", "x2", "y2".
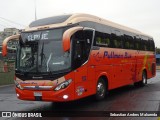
[{"x1": 2, "y1": 34, "x2": 20, "y2": 57}]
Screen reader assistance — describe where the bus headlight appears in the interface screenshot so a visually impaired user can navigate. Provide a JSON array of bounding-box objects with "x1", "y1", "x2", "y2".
[
  {"x1": 14, "y1": 80, "x2": 23, "y2": 90},
  {"x1": 54, "y1": 79, "x2": 72, "y2": 91}
]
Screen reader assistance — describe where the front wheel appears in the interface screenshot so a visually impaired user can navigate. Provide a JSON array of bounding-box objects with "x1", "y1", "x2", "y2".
[{"x1": 95, "y1": 78, "x2": 107, "y2": 101}]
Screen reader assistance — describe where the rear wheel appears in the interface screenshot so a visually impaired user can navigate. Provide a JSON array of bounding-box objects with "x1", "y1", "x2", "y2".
[
  {"x1": 141, "y1": 71, "x2": 147, "y2": 86},
  {"x1": 95, "y1": 78, "x2": 107, "y2": 101},
  {"x1": 134, "y1": 71, "x2": 147, "y2": 87}
]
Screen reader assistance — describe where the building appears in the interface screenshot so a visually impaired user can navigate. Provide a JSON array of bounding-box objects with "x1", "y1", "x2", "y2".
[
  {"x1": 0, "y1": 28, "x2": 19, "y2": 47},
  {"x1": 0, "y1": 28, "x2": 19, "y2": 60},
  {"x1": 4, "y1": 28, "x2": 19, "y2": 34},
  {"x1": 0, "y1": 32, "x2": 4, "y2": 45},
  {"x1": 0, "y1": 28, "x2": 19, "y2": 45}
]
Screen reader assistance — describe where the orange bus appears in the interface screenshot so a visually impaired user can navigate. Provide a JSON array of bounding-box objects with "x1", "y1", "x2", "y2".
[{"x1": 2, "y1": 13, "x2": 156, "y2": 101}]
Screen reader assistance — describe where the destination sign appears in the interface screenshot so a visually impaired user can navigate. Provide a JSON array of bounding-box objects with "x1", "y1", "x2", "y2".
[
  {"x1": 27, "y1": 32, "x2": 49, "y2": 41},
  {"x1": 20, "y1": 29, "x2": 63, "y2": 43}
]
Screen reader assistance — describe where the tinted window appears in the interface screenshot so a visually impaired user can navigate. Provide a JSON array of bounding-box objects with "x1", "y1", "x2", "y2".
[
  {"x1": 149, "y1": 40, "x2": 155, "y2": 51},
  {"x1": 111, "y1": 33, "x2": 122, "y2": 48},
  {"x1": 141, "y1": 40, "x2": 148, "y2": 51},
  {"x1": 94, "y1": 31, "x2": 111, "y2": 47},
  {"x1": 146, "y1": 40, "x2": 150, "y2": 51},
  {"x1": 140, "y1": 36, "x2": 148, "y2": 51},
  {"x1": 124, "y1": 35, "x2": 134, "y2": 49},
  {"x1": 93, "y1": 29, "x2": 153, "y2": 51},
  {"x1": 134, "y1": 36, "x2": 141, "y2": 50}
]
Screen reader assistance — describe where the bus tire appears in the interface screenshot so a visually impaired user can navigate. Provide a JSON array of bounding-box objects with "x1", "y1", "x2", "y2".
[
  {"x1": 134, "y1": 71, "x2": 147, "y2": 87},
  {"x1": 95, "y1": 78, "x2": 107, "y2": 101},
  {"x1": 141, "y1": 71, "x2": 147, "y2": 86}
]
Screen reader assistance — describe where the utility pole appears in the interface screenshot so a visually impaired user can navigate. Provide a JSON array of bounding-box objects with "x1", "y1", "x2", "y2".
[{"x1": 34, "y1": 0, "x2": 37, "y2": 20}]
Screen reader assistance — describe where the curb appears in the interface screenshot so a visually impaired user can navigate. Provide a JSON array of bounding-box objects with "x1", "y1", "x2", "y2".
[{"x1": 0, "y1": 84, "x2": 14, "y2": 88}]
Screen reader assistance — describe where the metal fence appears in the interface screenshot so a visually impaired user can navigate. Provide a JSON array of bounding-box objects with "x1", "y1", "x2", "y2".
[{"x1": 0, "y1": 59, "x2": 15, "y2": 85}]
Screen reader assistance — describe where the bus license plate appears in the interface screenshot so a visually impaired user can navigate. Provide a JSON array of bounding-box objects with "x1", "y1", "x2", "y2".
[{"x1": 34, "y1": 92, "x2": 42, "y2": 97}]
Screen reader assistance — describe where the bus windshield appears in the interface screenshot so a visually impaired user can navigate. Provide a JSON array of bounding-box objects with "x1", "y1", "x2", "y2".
[{"x1": 16, "y1": 28, "x2": 71, "y2": 73}]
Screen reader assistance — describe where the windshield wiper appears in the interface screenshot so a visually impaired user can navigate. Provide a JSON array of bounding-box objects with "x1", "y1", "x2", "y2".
[
  {"x1": 40, "y1": 42, "x2": 44, "y2": 66},
  {"x1": 39, "y1": 41, "x2": 54, "y2": 74},
  {"x1": 47, "y1": 53, "x2": 52, "y2": 72}
]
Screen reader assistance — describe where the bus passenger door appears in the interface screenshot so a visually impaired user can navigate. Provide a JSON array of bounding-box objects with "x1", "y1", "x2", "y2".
[{"x1": 71, "y1": 28, "x2": 95, "y2": 98}]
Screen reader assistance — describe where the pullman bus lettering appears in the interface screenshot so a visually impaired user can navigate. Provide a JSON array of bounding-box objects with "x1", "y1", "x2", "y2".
[
  {"x1": 103, "y1": 51, "x2": 131, "y2": 59},
  {"x1": 2, "y1": 13, "x2": 156, "y2": 102}
]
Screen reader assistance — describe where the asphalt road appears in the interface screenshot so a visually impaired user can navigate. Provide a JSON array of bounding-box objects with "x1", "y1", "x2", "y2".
[{"x1": 0, "y1": 71, "x2": 160, "y2": 120}]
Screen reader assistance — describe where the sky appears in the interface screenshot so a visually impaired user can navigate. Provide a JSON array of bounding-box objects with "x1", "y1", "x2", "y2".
[{"x1": 0, "y1": 0, "x2": 160, "y2": 47}]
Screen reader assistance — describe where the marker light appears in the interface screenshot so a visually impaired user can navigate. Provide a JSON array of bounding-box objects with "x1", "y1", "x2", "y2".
[
  {"x1": 54, "y1": 79, "x2": 72, "y2": 91},
  {"x1": 63, "y1": 95, "x2": 69, "y2": 99}
]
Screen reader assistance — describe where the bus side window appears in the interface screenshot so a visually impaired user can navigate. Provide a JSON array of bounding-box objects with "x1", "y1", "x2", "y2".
[
  {"x1": 124, "y1": 35, "x2": 134, "y2": 50},
  {"x1": 135, "y1": 42, "x2": 139, "y2": 50},
  {"x1": 94, "y1": 32, "x2": 100, "y2": 46},
  {"x1": 129, "y1": 37, "x2": 134, "y2": 49},
  {"x1": 125, "y1": 41, "x2": 129, "y2": 49},
  {"x1": 111, "y1": 33, "x2": 122, "y2": 48},
  {"x1": 96, "y1": 37, "x2": 102, "y2": 44},
  {"x1": 113, "y1": 39, "x2": 118, "y2": 48},
  {"x1": 134, "y1": 38, "x2": 141, "y2": 50},
  {"x1": 94, "y1": 31, "x2": 111, "y2": 47},
  {"x1": 144, "y1": 40, "x2": 147, "y2": 51},
  {"x1": 149, "y1": 40, "x2": 155, "y2": 51},
  {"x1": 104, "y1": 33, "x2": 111, "y2": 47},
  {"x1": 124, "y1": 35, "x2": 129, "y2": 49},
  {"x1": 146, "y1": 40, "x2": 150, "y2": 51},
  {"x1": 103, "y1": 38, "x2": 110, "y2": 47},
  {"x1": 141, "y1": 40, "x2": 147, "y2": 51},
  {"x1": 95, "y1": 32, "x2": 104, "y2": 46}
]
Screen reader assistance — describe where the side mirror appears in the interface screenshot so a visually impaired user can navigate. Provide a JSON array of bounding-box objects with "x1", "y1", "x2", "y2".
[
  {"x1": 2, "y1": 34, "x2": 20, "y2": 56},
  {"x1": 62, "y1": 27, "x2": 83, "y2": 52}
]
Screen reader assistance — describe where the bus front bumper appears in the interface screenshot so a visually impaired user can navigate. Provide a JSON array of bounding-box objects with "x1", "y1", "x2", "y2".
[{"x1": 15, "y1": 86, "x2": 75, "y2": 102}]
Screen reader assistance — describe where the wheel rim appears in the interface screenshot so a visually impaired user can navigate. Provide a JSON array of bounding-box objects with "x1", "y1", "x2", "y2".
[
  {"x1": 97, "y1": 82, "x2": 105, "y2": 97},
  {"x1": 143, "y1": 73, "x2": 146, "y2": 84}
]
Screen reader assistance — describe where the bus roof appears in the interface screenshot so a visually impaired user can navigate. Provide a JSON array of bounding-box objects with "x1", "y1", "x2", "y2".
[
  {"x1": 26, "y1": 13, "x2": 152, "y2": 38},
  {"x1": 29, "y1": 14, "x2": 72, "y2": 27}
]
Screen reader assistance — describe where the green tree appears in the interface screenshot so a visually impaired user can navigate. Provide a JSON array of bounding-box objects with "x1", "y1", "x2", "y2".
[{"x1": 156, "y1": 47, "x2": 160, "y2": 54}]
